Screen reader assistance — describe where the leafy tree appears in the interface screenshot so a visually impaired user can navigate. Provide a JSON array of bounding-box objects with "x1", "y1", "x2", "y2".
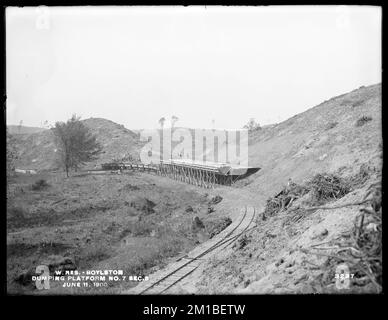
[
  {"x1": 171, "y1": 115, "x2": 179, "y2": 128},
  {"x1": 52, "y1": 115, "x2": 102, "y2": 177},
  {"x1": 243, "y1": 118, "x2": 261, "y2": 131}
]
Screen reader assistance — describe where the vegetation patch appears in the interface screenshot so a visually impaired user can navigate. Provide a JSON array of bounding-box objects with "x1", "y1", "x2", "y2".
[
  {"x1": 130, "y1": 197, "x2": 156, "y2": 215},
  {"x1": 206, "y1": 217, "x2": 232, "y2": 238},
  {"x1": 208, "y1": 195, "x2": 223, "y2": 206},
  {"x1": 243, "y1": 118, "x2": 262, "y2": 132},
  {"x1": 120, "y1": 183, "x2": 140, "y2": 192},
  {"x1": 355, "y1": 116, "x2": 372, "y2": 127},
  {"x1": 325, "y1": 121, "x2": 338, "y2": 130},
  {"x1": 234, "y1": 234, "x2": 251, "y2": 250},
  {"x1": 31, "y1": 179, "x2": 50, "y2": 191},
  {"x1": 8, "y1": 206, "x2": 27, "y2": 221}
]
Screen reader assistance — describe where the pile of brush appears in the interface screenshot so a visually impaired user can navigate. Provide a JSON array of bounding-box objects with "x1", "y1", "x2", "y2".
[
  {"x1": 350, "y1": 183, "x2": 382, "y2": 291},
  {"x1": 262, "y1": 171, "x2": 368, "y2": 223},
  {"x1": 307, "y1": 173, "x2": 350, "y2": 204},
  {"x1": 304, "y1": 182, "x2": 382, "y2": 293},
  {"x1": 263, "y1": 196, "x2": 284, "y2": 217},
  {"x1": 263, "y1": 181, "x2": 309, "y2": 218}
]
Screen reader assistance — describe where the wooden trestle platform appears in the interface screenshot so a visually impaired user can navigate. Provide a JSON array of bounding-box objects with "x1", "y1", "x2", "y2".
[{"x1": 100, "y1": 159, "x2": 260, "y2": 189}]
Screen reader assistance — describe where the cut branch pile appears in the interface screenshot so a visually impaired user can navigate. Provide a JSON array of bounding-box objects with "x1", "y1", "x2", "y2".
[
  {"x1": 263, "y1": 173, "x2": 350, "y2": 219},
  {"x1": 263, "y1": 181, "x2": 309, "y2": 218},
  {"x1": 307, "y1": 173, "x2": 351, "y2": 204},
  {"x1": 301, "y1": 183, "x2": 382, "y2": 293}
]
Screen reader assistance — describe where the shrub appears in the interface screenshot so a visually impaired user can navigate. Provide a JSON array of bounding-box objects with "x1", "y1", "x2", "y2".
[
  {"x1": 356, "y1": 116, "x2": 372, "y2": 127},
  {"x1": 31, "y1": 179, "x2": 50, "y2": 191},
  {"x1": 234, "y1": 234, "x2": 250, "y2": 250}
]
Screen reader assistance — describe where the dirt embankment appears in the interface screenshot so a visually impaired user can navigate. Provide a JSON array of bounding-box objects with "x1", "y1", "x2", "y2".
[{"x1": 172, "y1": 83, "x2": 382, "y2": 294}]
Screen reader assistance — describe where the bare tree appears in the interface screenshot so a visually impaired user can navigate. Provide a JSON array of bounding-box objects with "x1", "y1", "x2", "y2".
[
  {"x1": 171, "y1": 115, "x2": 179, "y2": 128},
  {"x1": 43, "y1": 120, "x2": 51, "y2": 129},
  {"x1": 157, "y1": 117, "x2": 166, "y2": 162},
  {"x1": 158, "y1": 117, "x2": 166, "y2": 129},
  {"x1": 52, "y1": 115, "x2": 102, "y2": 177},
  {"x1": 170, "y1": 116, "x2": 179, "y2": 159}
]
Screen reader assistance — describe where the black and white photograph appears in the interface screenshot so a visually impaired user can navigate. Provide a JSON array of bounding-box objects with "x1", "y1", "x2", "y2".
[{"x1": 5, "y1": 5, "x2": 382, "y2": 297}]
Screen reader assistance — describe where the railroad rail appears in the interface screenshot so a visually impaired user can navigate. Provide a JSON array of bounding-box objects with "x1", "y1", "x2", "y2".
[{"x1": 125, "y1": 206, "x2": 256, "y2": 295}]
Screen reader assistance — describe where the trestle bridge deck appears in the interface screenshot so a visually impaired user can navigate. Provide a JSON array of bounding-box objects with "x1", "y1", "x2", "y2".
[{"x1": 94, "y1": 160, "x2": 260, "y2": 188}]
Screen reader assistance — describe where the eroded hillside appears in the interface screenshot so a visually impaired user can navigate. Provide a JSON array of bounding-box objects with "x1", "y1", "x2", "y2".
[
  {"x1": 171, "y1": 83, "x2": 382, "y2": 294},
  {"x1": 243, "y1": 84, "x2": 381, "y2": 197}
]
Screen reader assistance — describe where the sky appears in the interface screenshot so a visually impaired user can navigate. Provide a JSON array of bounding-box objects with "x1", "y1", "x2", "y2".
[{"x1": 6, "y1": 6, "x2": 381, "y2": 130}]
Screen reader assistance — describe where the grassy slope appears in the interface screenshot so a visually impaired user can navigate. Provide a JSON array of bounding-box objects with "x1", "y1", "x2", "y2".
[{"x1": 7, "y1": 171, "x2": 226, "y2": 294}]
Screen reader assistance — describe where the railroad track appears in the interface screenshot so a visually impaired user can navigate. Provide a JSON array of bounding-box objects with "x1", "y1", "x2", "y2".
[{"x1": 126, "y1": 206, "x2": 256, "y2": 295}]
